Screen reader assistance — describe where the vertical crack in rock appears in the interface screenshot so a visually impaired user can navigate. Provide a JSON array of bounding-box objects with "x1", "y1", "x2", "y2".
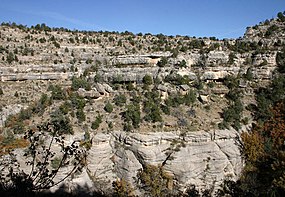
[{"x1": 214, "y1": 140, "x2": 237, "y2": 177}]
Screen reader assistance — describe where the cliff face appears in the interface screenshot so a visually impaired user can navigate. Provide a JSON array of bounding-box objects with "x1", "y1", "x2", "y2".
[
  {"x1": 56, "y1": 127, "x2": 244, "y2": 194},
  {"x1": 8, "y1": 126, "x2": 243, "y2": 195},
  {"x1": 0, "y1": 51, "x2": 277, "y2": 82}
]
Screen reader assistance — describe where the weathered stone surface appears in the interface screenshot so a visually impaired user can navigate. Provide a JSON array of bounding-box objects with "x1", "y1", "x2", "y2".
[
  {"x1": 94, "y1": 83, "x2": 106, "y2": 94},
  {"x1": 81, "y1": 128, "x2": 244, "y2": 193},
  {"x1": 11, "y1": 128, "x2": 241, "y2": 194},
  {"x1": 206, "y1": 51, "x2": 229, "y2": 65},
  {"x1": 102, "y1": 83, "x2": 114, "y2": 93},
  {"x1": 0, "y1": 72, "x2": 72, "y2": 81},
  {"x1": 78, "y1": 88, "x2": 101, "y2": 98},
  {"x1": 157, "y1": 84, "x2": 168, "y2": 92},
  {"x1": 0, "y1": 104, "x2": 23, "y2": 127},
  {"x1": 180, "y1": 84, "x2": 190, "y2": 91},
  {"x1": 199, "y1": 94, "x2": 209, "y2": 104},
  {"x1": 98, "y1": 67, "x2": 162, "y2": 82}
]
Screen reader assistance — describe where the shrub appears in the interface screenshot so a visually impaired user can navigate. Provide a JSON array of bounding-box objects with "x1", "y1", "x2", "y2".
[
  {"x1": 11, "y1": 121, "x2": 25, "y2": 134},
  {"x1": 137, "y1": 164, "x2": 172, "y2": 196},
  {"x1": 76, "y1": 109, "x2": 86, "y2": 123},
  {"x1": 265, "y1": 25, "x2": 279, "y2": 37},
  {"x1": 94, "y1": 73, "x2": 103, "y2": 83},
  {"x1": 144, "y1": 104, "x2": 162, "y2": 123},
  {"x1": 14, "y1": 91, "x2": 19, "y2": 97},
  {"x1": 113, "y1": 94, "x2": 126, "y2": 107},
  {"x1": 165, "y1": 74, "x2": 190, "y2": 85},
  {"x1": 50, "y1": 85, "x2": 66, "y2": 100},
  {"x1": 123, "y1": 104, "x2": 141, "y2": 129},
  {"x1": 184, "y1": 90, "x2": 196, "y2": 106},
  {"x1": 18, "y1": 108, "x2": 32, "y2": 121},
  {"x1": 161, "y1": 104, "x2": 170, "y2": 115},
  {"x1": 91, "y1": 115, "x2": 102, "y2": 130},
  {"x1": 243, "y1": 67, "x2": 253, "y2": 81},
  {"x1": 6, "y1": 52, "x2": 15, "y2": 64},
  {"x1": 50, "y1": 110, "x2": 73, "y2": 135},
  {"x1": 276, "y1": 45, "x2": 285, "y2": 73},
  {"x1": 71, "y1": 76, "x2": 91, "y2": 91},
  {"x1": 157, "y1": 57, "x2": 168, "y2": 67},
  {"x1": 104, "y1": 102, "x2": 113, "y2": 113},
  {"x1": 126, "y1": 82, "x2": 135, "y2": 91},
  {"x1": 112, "y1": 179, "x2": 135, "y2": 197},
  {"x1": 69, "y1": 93, "x2": 86, "y2": 109},
  {"x1": 59, "y1": 101, "x2": 71, "y2": 115},
  {"x1": 228, "y1": 52, "x2": 236, "y2": 64},
  {"x1": 142, "y1": 74, "x2": 153, "y2": 85},
  {"x1": 53, "y1": 41, "x2": 60, "y2": 48},
  {"x1": 179, "y1": 60, "x2": 187, "y2": 68},
  {"x1": 277, "y1": 12, "x2": 285, "y2": 22},
  {"x1": 33, "y1": 93, "x2": 51, "y2": 115},
  {"x1": 51, "y1": 157, "x2": 61, "y2": 169}
]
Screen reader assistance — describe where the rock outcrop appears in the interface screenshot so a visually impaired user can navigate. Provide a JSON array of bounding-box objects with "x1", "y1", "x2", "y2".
[
  {"x1": 83, "y1": 126, "x2": 245, "y2": 194},
  {"x1": 0, "y1": 104, "x2": 23, "y2": 127}
]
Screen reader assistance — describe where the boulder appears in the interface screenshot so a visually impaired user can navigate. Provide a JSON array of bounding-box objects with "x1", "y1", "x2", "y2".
[{"x1": 95, "y1": 83, "x2": 106, "y2": 94}]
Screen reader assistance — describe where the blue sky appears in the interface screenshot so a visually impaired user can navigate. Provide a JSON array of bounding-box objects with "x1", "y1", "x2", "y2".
[{"x1": 0, "y1": 0, "x2": 284, "y2": 39}]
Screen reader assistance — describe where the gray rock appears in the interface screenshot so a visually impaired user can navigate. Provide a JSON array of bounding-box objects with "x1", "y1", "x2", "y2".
[
  {"x1": 95, "y1": 83, "x2": 106, "y2": 94},
  {"x1": 180, "y1": 84, "x2": 190, "y2": 91},
  {"x1": 157, "y1": 84, "x2": 168, "y2": 92},
  {"x1": 102, "y1": 83, "x2": 113, "y2": 93},
  {"x1": 83, "y1": 128, "x2": 243, "y2": 194},
  {"x1": 78, "y1": 88, "x2": 100, "y2": 98},
  {"x1": 0, "y1": 104, "x2": 23, "y2": 127}
]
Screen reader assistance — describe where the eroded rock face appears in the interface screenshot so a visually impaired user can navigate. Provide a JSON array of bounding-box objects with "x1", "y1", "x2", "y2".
[
  {"x1": 0, "y1": 104, "x2": 23, "y2": 127},
  {"x1": 83, "y1": 126, "x2": 246, "y2": 193},
  {"x1": 20, "y1": 128, "x2": 243, "y2": 194}
]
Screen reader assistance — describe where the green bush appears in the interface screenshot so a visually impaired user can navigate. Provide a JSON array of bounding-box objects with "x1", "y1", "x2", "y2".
[
  {"x1": 142, "y1": 74, "x2": 153, "y2": 85},
  {"x1": 51, "y1": 157, "x2": 61, "y2": 169},
  {"x1": 69, "y1": 93, "x2": 86, "y2": 109},
  {"x1": 179, "y1": 60, "x2": 187, "y2": 68},
  {"x1": 50, "y1": 110, "x2": 73, "y2": 135},
  {"x1": 50, "y1": 85, "x2": 66, "y2": 100},
  {"x1": 161, "y1": 104, "x2": 170, "y2": 115},
  {"x1": 165, "y1": 74, "x2": 190, "y2": 85},
  {"x1": 6, "y1": 52, "x2": 15, "y2": 64},
  {"x1": 137, "y1": 164, "x2": 172, "y2": 196},
  {"x1": 91, "y1": 115, "x2": 102, "y2": 130},
  {"x1": 142, "y1": 89, "x2": 163, "y2": 123},
  {"x1": 53, "y1": 41, "x2": 60, "y2": 48},
  {"x1": 113, "y1": 94, "x2": 126, "y2": 107},
  {"x1": 277, "y1": 12, "x2": 285, "y2": 22},
  {"x1": 59, "y1": 101, "x2": 71, "y2": 115},
  {"x1": 265, "y1": 25, "x2": 279, "y2": 37},
  {"x1": 18, "y1": 108, "x2": 32, "y2": 121},
  {"x1": 276, "y1": 45, "x2": 285, "y2": 73},
  {"x1": 254, "y1": 75, "x2": 285, "y2": 121},
  {"x1": 228, "y1": 52, "x2": 236, "y2": 64},
  {"x1": 184, "y1": 90, "x2": 196, "y2": 106},
  {"x1": 243, "y1": 67, "x2": 253, "y2": 81},
  {"x1": 71, "y1": 77, "x2": 91, "y2": 91},
  {"x1": 76, "y1": 109, "x2": 86, "y2": 123},
  {"x1": 157, "y1": 57, "x2": 168, "y2": 67},
  {"x1": 94, "y1": 73, "x2": 103, "y2": 83},
  {"x1": 144, "y1": 104, "x2": 162, "y2": 123},
  {"x1": 126, "y1": 82, "x2": 135, "y2": 91},
  {"x1": 123, "y1": 104, "x2": 141, "y2": 129},
  {"x1": 104, "y1": 102, "x2": 113, "y2": 113}
]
